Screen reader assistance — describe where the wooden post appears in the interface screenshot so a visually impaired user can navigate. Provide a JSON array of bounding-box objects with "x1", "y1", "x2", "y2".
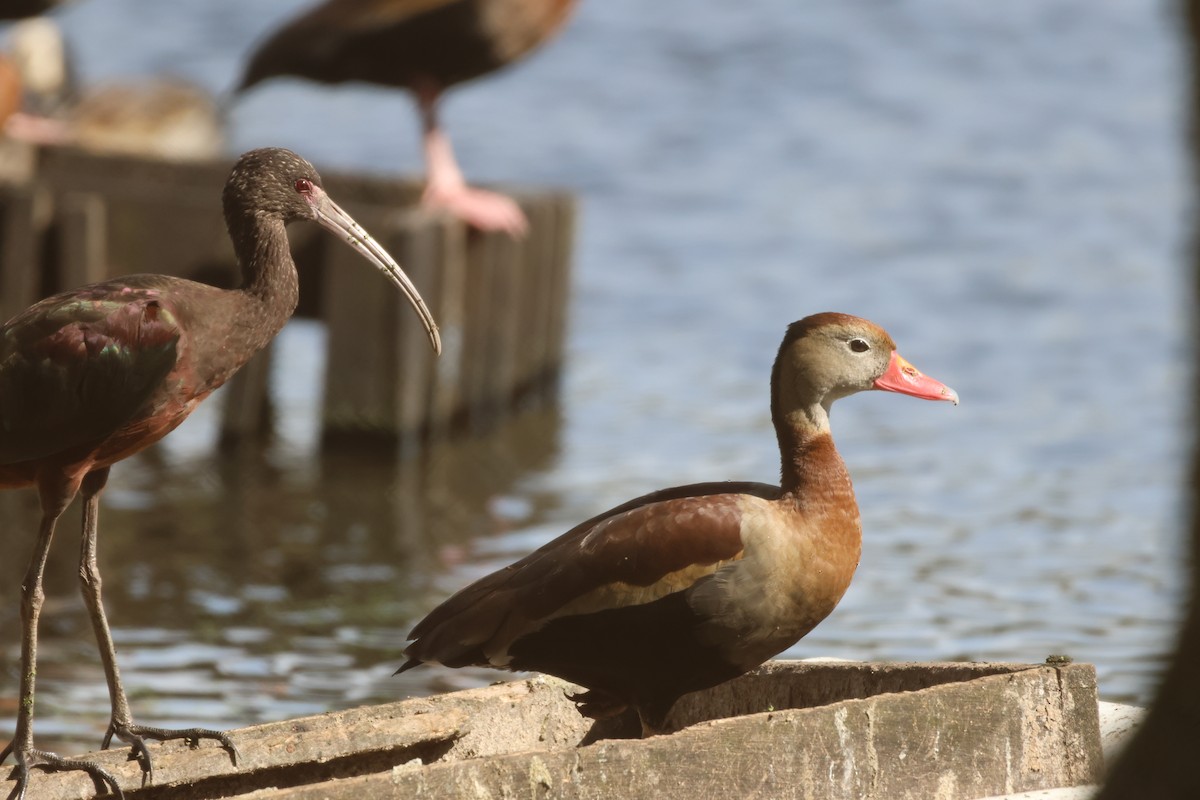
[
  {"x1": 541, "y1": 193, "x2": 577, "y2": 400},
  {"x1": 321, "y1": 214, "x2": 407, "y2": 447},
  {"x1": 457, "y1": 232, "x2": 501, "y2": 431},
  {"x1": 514, "y1": 195, "x2": 562, "y2": 405},
  {"x1": 320, "y1": 207, "x2": 446, "y2": 452},
  {"x1": 384, "y1": 210, "x2": 448, "y2": 457},
  {"x1": 480, "y1": 228, "x2": 525, "y2": 423},
  {"x1": 57, "y1": 192, "x2": 109, "y2": 290},
  {"x1": 0, "y1": 183, "x2": 49, "y2": 323},
  {"x1": 425, "y1": 215, "x2": 468, "y2": 438},
  {"x1": 217, "y1": 347, "x2": 275, "y2": 448}
]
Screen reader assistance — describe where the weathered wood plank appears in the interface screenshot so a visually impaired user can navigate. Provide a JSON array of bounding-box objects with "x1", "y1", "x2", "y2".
[
  {"x1": 1, "y1": 661, "x2": 1104, "y2": 800},
  {"x1": 239, "y1": 664, "x2": 1102, "y2": 800},
  {"x1": 37, "y1": 147, "x2": 230, "y2": 200},
  {"x1": 0, "y1": 699, "x2": 469, "y2": 800},
  {"x1": 668, "y1": 659, "x2": 1037, "y2": 728},
  {"x1": 320, "y1": 170, "x2": 425, "y2": 211}
]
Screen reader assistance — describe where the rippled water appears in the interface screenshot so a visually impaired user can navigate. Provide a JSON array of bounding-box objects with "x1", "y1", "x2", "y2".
[{"x1": 0, "y1": 0, "x2": 1190, "y2": 754}]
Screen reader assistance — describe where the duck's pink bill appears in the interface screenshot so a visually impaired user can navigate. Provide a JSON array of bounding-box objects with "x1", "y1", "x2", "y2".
[{"x1": 873, "y1": 351, "x2": 959, "y2": 405}]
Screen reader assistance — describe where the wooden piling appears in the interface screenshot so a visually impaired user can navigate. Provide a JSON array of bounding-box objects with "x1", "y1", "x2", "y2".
[
  {"x1": 0, "y1": 182, "x2": 49, "y2": 323},
  {"x1": 320, "y1": 206, "x2": 448, "y2": 452}
]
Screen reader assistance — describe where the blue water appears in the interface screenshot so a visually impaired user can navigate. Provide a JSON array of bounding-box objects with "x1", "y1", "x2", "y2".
[{"x1": 0, "y1": 0, "x2": 1189, "y2": 754}]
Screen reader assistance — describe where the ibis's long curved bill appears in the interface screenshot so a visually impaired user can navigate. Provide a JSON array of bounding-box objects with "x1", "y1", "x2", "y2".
[{"x1": 312, "y1": 189, "x2": 442, "y2": 355}]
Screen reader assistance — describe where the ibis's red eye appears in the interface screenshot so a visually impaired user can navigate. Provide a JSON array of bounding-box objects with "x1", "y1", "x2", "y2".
[{"x1": 295, "y1": 178, "x2": 314, "y2": 194}]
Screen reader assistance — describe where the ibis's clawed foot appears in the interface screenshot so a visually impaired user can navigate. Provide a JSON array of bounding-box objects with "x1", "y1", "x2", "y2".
[
  {"x1": 1, "y1": 740, "x2": 124, "y2": 800},
  {"x1": 102, "y1": 721, "x2": 239, "y2": 782},
  {"x1": 422, "y1": 183, "x2": 529, "y2": 238}
]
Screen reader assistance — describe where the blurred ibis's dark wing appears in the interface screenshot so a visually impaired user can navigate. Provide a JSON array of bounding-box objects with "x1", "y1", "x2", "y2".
[
  {"x1": 0, "y1": 287, "x2": 181, "y2": 465},
  {"x1": 239, "y1": 0, "x2": 569, "y2": 91},
  {"x1": 1, "y1": 0, "x2": 63, "y2": 20},
  {"x1": 240, "y1": 0, "x2": 459, "y2": 89}
]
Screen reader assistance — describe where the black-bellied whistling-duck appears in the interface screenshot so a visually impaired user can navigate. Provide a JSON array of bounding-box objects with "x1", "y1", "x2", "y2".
[
  {"x1": 398, "y1": 313, "x2": 958, "y2": 735},
  {"x1": 238, "y1": 0, "x2": 577, "y2": 237}
]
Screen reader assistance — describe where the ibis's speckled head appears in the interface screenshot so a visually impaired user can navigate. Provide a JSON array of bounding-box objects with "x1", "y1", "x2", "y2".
[{"x1": 222, "y1": 147, "x2": 441, "y2": 354}]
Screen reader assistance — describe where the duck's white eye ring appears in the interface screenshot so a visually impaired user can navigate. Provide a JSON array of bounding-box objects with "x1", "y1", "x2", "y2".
[{"x1": 849, "y1": 338, "x2": 870, "y2": 353}]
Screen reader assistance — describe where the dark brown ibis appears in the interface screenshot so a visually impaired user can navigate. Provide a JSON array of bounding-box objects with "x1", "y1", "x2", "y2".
[
  {"x1": 237, "y1": 0, "x2": 578, "y2": 237},
  {"x1": 398, "y1": 313, "x2": 956, "y2": 735},
  {"x1": 0, "y1": 147, "x2": 439, "y2": 800}
]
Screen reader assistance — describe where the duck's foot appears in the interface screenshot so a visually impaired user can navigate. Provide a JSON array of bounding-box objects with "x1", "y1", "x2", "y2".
[
  {"x1": 1, "y1": 741, "x2": 123, "y2": 800},
  {"x1": 422, "y1": 183, "x2": 529, "y2": 238},
  {"x1": 102, "y1": 721, "x2": 240, "y2": 784},
  {"x1": 566, "y1": 688, "x2": 627, "y2": 720}
]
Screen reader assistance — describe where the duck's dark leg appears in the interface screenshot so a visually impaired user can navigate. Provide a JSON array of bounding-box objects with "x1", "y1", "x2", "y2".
[
  {"x1": 77, "y1": 468, "x2": 239, "y2": 783},
  {"x1": 2, "y1": 473, "x2": 123, "y2": 800}
]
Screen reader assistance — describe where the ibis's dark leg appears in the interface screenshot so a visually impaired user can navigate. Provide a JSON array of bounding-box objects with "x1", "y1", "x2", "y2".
[
  {"x1": 1, "y1": 474, "x2": 123, "y2": 800},
  {"x1": 77, "y1": 468, "x2": 239, "y2": 782}
]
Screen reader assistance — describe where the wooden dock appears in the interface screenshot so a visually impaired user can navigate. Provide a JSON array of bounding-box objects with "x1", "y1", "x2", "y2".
[
  {"x1": 3, "y1": 660, "x2": 1104, "y2": 800},
  {"x1": 0, "y1": 140, "x2": 576, "y2": 452}
]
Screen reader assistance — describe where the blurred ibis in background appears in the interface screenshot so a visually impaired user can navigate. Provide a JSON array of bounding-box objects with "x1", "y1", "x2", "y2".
[
  {"x1": 0, "y1": 147, "x2": 439, "y2": 800},
  {"x1": 399, "y1": 313, "x2": 956, "y2": 736},
  {"x1": 238, "y1": 0, "x2": 578, "y2": 237},
  {"x1": 3, "y1": 18, "x2": 222, "y2": 157}
]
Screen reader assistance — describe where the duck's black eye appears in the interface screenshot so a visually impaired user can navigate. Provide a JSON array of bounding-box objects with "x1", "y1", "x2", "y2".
[
  {"x1": 849, "y1": 338, "x2": 870, "y2": 353},
  {"x1": 294, "y1": 178, "x2": 314, "y2": 195}
]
